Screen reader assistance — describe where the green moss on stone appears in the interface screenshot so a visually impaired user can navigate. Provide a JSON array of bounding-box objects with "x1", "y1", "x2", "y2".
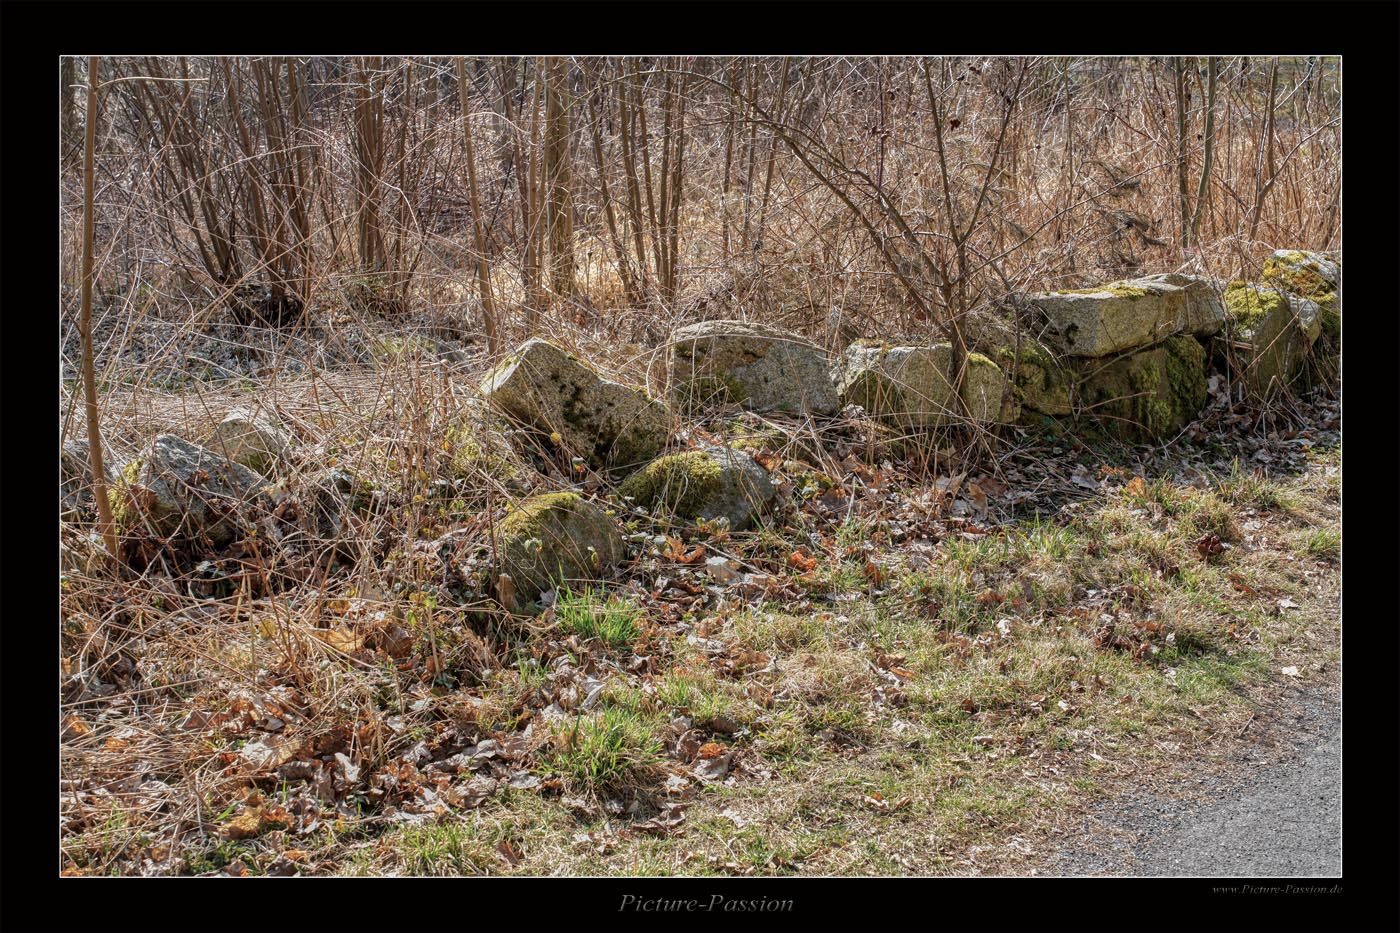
[
  {"x1": 1261, "y1": 253, "x2": 1334, "y2": 299},
  {"x1": 617, "y1": 451, "x2": 723, "y2": 519},
  {"x1": 1224, "y1": 283, "x2": 1289, "y2": 334},
  {"x1": 499, "y1": 491, "x2": 583, "y2": 542},
  {"x1": 108, "y1": 457, "x2": 145, "y2": 533},
  {"x1": 1081, "y1": 336, "x2": 1205, "y2": 440},
  {"x1": 994, "y1": 342, "x2": 1073, "y2": 416}
]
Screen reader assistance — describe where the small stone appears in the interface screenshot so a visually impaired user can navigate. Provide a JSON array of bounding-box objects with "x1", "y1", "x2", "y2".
[
  {"x1": 204, "y1": 409, "x2": 290, "y2": 476},
  {"x1": 494, "y1": 492, "x2": 625, "y2": 609},
  {"x1": 617, "y1": 446, "x2": 777, "y2": 531}
]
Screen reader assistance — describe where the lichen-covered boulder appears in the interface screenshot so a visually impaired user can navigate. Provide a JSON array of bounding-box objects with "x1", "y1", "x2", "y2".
[
  {"x1": 669, "y1": 320, "x2": 839, "y2": 416},
  {"x1": 834, "y1": 344, "x2": 1018, "y2": 427},
  {"x1": 481, "y1": 339, "x2": 672, "y2": 475},
  {"x1": 1261, "y1": 250, "x2": 1339, "y2": 302},
  {"x1": 1223, "y1": 283, "x2": 1321, "y2": 396},
  {"x1": 1079, "y1": 336, "x2": 1208, "y2": 440},
  {"x1": 993, "y1": 341, "x2": 1074, "y2": 416},
  {"x1": 109, "y1": 434, "x2": 271, "y2": 545},
  {"x1": 1032, "y1": 273, "x2": 1224, "y2": 358},
  {"x1": 618, "y1": 446, "x2": 776, "y2": 531},
  {"x1": 495, "y1": 492, "x2": 626, "y2": 608},
  {"x1": 204, "y1": 409, "x2": 290, "y2": 476},
  {"x1": 1261, "y1": 250, "x2": 1339, "y2": 354}
]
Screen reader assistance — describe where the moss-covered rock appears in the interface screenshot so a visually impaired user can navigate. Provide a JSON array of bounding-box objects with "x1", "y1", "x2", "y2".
[
  {"x1": 1078, "y1": 336, "x2": 1208, "y2": 441},
  {"x1": 993, "y1": 341, "x2": 1074, "y2": 416},
  {"x1": 834, "y1": 343, "x2": 1017, "y2": 427},
  {"x1": 481, "y1": 339, "x2": 672, "y2": 475},
  {"x1": 965, "y1": 352, "x2": 1021, "y2": 424},
  {"x1": 1260, "y1": 249, "x2": 1339, "y2": 363},
  {"x1": 203, "y1": 409, "x2": 290, "y2": 476},
  {"x1": 495, "y1": 491, "x2": 626, "y2": 609},
  {"x1": 1033, "y1": 273, "x2": 1224, "y2": 358},
  {"x1": 108, "y1": 434, "x2": 271, "y2": 545},
  {"x1": 618, "y1": 446, "x2": 776, "y2": 531},
  {"x1": 1261, "y1": 249, "x2": 1339, "y2": 301},
  {"x1": 1223, "y1": 283, "x2": 1321, "y2": 397},
  {"x1": 669, "y1": 320, "x2": 839, "y2": 416}
]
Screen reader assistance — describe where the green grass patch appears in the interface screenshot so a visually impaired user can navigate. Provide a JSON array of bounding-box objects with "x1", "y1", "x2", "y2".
[
  {"x1": 546, "y1": 696, "x2": 664, "y2": 792},
  {"x1": 554, "y1": 587, "x2": 642, "y2": 647}
]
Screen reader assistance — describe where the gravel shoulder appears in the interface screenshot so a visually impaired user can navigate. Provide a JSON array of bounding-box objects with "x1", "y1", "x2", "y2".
[{"x1": 1045, "y1": 683, "x2": 1341, "y2": 877}]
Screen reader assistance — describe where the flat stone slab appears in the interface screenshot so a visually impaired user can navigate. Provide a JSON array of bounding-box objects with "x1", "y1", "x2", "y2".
[
  {"x1": 1032, "y1": 273, "x2": 1224, "y2": 358},
  {"x1": 481, "y1": 339, "x2": 672, "y2": 475},
  {"x1": 669, "y1": 320, "x2": 839, "y2": 416}
]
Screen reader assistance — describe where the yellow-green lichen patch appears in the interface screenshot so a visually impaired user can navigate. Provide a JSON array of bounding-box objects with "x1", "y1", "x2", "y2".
[
  {"x1": 1224, "y1": 283, "x2": 1289, "y2": 335},
  {"x1": 1261, "y1": 251, "x2": 1338, "y2": 301},
  {"x1": 446, "y1": 421, "x2": 519, "y2": 483},
  {"x1": 108, "y1": 457, "x2": 145, "y2": 533},
  {"x1": 1052, "y1": 284, "x2": 1152, "y2": 298},
  {"x1": 617, "y1": 451, "x2": 723, "y2": 520}
]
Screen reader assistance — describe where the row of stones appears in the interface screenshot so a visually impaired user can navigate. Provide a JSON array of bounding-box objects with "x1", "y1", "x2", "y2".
[
  {"x1": 474, "y1": 250, "x2": 1336, "y2": 607},
  {"x1": 484, "y1": 251, "x2": 1339, "y2": 464},
  {"x1": 70, "y1": 250, "x2": 1336, "y2": 612}
]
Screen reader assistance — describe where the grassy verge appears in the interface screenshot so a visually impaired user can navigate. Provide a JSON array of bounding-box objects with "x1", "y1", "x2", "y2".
[{"x1": 59, "y1": 368, "x2": 1340, "y2": 876}]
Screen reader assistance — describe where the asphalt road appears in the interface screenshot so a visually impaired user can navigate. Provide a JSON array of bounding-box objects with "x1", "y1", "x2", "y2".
[{"x1": 1050, "y1": 687, "x2": 1341, "y2": 877}]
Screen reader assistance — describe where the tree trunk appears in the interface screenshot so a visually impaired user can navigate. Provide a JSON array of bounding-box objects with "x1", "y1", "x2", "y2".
[
  {"x1": 80, "y1": 56, "x2": 119, "y2": 561},
  {"x1": 544, "y1": 56, "x2": 576, "y2": 299}
]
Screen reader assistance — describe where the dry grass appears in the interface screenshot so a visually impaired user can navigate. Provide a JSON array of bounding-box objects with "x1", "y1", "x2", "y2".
[{"x1": 58, "y1": 355, "x2": 1340, "y2": 874}]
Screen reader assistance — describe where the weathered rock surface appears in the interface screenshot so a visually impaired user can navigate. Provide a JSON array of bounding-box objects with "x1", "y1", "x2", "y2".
[
  {"x1": 1032, "y1": 273, "x2": 1225, "y2": 358},
  {"x1": 1261, "y1": 250, "x2": 1339, "y2": 301},
  {"x1": 1261, "y1": 250, "x2": 1339, "y2": 353},
  {"x1": 1078, "y1": 336, "x2": 1209, "y2": 440},
  {"x1": 834, "y1": 344, "x2": 1018, "y2": 427},
  {"x1": 618, "y1": 446, "x2": 776, "y2": 531},
  {"x1": 110, "y1": 434, "x2": 270, "y2": 545},
  {"x1": 669, "y1": 320, "x2": 839, "y2": 416},
  {"x1": 993, "y1": 341, "x2": 1075, "y2": 417},
  {"x1": 1224, "y1": 283, "x2": 1321, "y2": 396},
  {"x1": 481, "y1": 339, "x2": 672, "y2": 474},
  {"x1": 204, "y1": 409, "x2": 290, "y2": 476},
  {"x1": 495, "y1": 492, "x2": 626, "y2": 609},
  {"x1": 261, "y1": 467, "x2": 372, "y2": 556}
]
